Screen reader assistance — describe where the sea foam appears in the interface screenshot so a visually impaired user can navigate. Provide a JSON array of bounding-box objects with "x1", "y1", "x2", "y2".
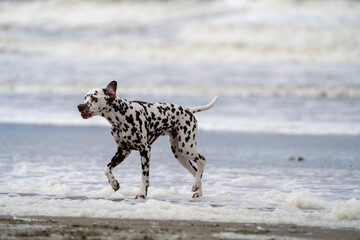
[{"x1": 332, "y1": 199, "x2": 360, "y2": 220}]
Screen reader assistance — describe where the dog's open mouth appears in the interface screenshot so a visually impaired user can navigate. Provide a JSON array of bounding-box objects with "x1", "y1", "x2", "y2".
[
  {"x1": 80, "y1": 111, "x2": 93, "y2": 119},
  {"x1": 78, "y1": 103, "x2": 93, "y2": 119}
]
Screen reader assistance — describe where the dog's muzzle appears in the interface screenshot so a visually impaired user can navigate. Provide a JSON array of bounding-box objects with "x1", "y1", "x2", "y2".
[{"x1": 77, "y1": 103, "x2": 92, "y2": 119}]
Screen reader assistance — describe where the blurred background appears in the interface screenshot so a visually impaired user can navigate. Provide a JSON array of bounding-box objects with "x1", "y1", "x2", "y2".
[
  {"x1": 0, "y1": 0, "x2": 360, "y2": 135},
  {"x1": 1, "y1": 0, "x2": 360, "y2": 225}
]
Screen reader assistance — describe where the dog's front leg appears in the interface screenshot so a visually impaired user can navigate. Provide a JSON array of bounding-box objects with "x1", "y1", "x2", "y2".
[
  {"x1": 135, "y1": 148, "x2": 151, "y2": 199},
  {"x1": 104, "y1": 148, "x2": 131, "y2": 191}
]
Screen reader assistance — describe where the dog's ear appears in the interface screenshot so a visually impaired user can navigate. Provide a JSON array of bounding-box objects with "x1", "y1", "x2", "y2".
[
  {"x1": 105, "y1": 81, "x2": 117, "y2": 101},
  {"x1": 106, "y1": 81, "x2": 117, "y2": 93}
]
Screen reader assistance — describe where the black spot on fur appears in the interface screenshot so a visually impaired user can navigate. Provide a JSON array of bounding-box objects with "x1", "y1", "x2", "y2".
[
  {"x1": 126, "y1": 114, "x2": 135, "y2": 126},
  {"x1": 140, "y1": 150, "x2": 148, "y2": 158},
  {"x1": 131, "y1": 127, "x2": 137, "y2": 135}
]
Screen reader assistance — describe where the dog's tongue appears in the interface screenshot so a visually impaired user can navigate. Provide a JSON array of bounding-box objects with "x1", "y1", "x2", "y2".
[{"x1": 81, "y1": 112, "x2": 89, "y2": 118}]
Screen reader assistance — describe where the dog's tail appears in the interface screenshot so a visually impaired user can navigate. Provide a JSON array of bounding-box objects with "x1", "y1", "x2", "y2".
[{"x1": 188, "y1": 96, "x2": 218, "y2": 114}]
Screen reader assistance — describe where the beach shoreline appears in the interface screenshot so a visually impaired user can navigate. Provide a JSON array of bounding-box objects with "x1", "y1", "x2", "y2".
[
  {"x1": 1, "y1": 124, "x2": 360, "y2": 230},
  {"x1": 1, "y1": 215, "x2": 359, "y2": 240}
]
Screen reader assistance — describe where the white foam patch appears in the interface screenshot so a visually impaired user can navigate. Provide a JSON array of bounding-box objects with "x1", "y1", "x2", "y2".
[
  {"x1": 89, "y1": 186, "x2": 124, "y2": 198},
  {"x1": 332, "y1": 198, "x2": 360, "y2": 220},
  {"x1": 263, "y1": 190, "x2": 327, "y2": 210},
  {"x1": 147, "y1": 186, "x2": 179, "y2": 198},
  {"x1": 42, "y1": 179, "x2": 73, "y2": 197},
  {"x1": 6, "y1": 179, "x2": 72, "y2": 197}
]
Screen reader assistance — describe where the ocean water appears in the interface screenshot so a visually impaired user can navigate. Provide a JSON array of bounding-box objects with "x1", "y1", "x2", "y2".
[
  {"x1": 0, "y1": 124, "x2": 359, "y2": 228},
  {"x1": 1, "y1": 0, "x2": 360, "y2": 135},
  {"x1": 0, "y1": 0, "x2": 360, "y2": 229}
]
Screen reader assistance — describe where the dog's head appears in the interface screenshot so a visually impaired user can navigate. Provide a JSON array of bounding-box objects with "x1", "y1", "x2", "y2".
[{"x1": 77, "y1": 81, "x2": 117, "y2": 119}]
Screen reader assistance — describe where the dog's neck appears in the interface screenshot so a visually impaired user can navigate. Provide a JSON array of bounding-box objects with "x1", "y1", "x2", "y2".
[{"x1": 101, "y1": 97, "x2": 129, "y2": 127}]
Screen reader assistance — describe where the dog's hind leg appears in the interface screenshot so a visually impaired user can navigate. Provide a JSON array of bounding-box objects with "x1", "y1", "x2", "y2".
[
  {"x1": 168, "y1": 132, "x2": 197, "y2": 177},
  {"x1": 177, "y1": 129, "x2": 206, "y2": 198},
  {"x1": 104, "y1": 148, "x2": 131, "y2": 191},
  {"x1": 190, "y1": 153, "x2": 206, "y2": 198}
]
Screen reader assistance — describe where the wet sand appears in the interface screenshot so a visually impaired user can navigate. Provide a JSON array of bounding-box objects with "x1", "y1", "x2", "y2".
[{"x1": 1, "y1": 215, "x2": 359, "y2": 240}]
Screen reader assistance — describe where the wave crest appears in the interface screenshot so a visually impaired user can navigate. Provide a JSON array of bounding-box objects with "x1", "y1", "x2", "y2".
[{"x1": 1, "y1": 82, "x2": 359, "y2": 99}]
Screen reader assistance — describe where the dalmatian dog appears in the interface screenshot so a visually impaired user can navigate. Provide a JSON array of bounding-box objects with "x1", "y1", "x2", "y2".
[{"x1": 77, "y1": 81, "x2": 218, "y2": 199}]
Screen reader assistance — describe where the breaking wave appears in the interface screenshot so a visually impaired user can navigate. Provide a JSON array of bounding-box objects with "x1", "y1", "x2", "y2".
[
  {"x1": 1, "y1": 81, "x2": 360, "y2": 99},
  {"x1": 0, "y1": 0, "x2": 360, "y2": 64}
]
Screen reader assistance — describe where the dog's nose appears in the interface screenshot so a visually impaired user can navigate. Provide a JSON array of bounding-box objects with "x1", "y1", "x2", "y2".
[{"x1": 78, "y1": 104, "x2": 85, "y2": 112}]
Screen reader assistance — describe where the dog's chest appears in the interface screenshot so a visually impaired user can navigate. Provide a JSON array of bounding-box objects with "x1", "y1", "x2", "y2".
[{"x1": 110, "y1": 125, "x2": 143, "y2": 150}]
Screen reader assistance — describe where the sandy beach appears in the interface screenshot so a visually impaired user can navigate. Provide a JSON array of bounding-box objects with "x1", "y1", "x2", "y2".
[{"x1": 1, "y1": 215, "x2": 359, "y2": 240}]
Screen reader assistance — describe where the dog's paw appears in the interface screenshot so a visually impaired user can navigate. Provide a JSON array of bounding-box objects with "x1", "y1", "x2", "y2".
[
  {"x1": 192, "y1": 182, "x2": 201, "y2": 192},
  {"x1": 192, "y1": 185, "x2": 199, "y2": 192},
  {"x1": 135, "y1": 194, "x2": 146, "y2": 199},
  {"x1": 192, "y1": 192, "x2": 202, "y2": 198},
  {"x1": 110, "y1": 180, "x2": 120, "y2": 192}
]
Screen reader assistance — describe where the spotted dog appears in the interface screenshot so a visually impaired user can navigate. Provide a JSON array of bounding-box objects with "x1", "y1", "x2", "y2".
[{"x1": 77, "y1": 81, "x2": 218, "y2": 199}]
